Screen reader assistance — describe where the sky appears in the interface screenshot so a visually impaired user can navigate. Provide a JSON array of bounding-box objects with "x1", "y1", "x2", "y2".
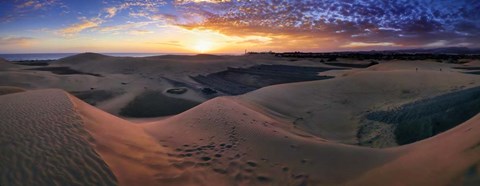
[{"x1": 0, "y1": 0, "x2": 479, "y2": 54}]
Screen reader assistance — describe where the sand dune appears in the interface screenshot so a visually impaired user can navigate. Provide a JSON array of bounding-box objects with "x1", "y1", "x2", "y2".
[
  {"x1": 143, "y1": 97, "x2": 396, "y2": 185},
  {"x1": 348, "y1": 113, "x2": 480, "y2": 186},
  {"x1": 0, "y1": 53, "x2": 344, "y2": 118},
  {"x1": 0, "y1": 89, "x2": 116, "y2": 186},
  {"x1": 0, "y1": 58, "x2": 19, "y2": 70},
  {"x1": 69, "y1": 91, "x2": 180, "y2": 186},
  {"x1": 0, "y1": 57, "x2": 9, "y2": 65},
  {"x1": 1, "y1": 54, "x2": 480, "y2": 185},
  {"x1": 54, "y1": 53, "x2": 337, "y2": 77},
  {"x1": 240, "y1": 68, "x2": 480, "y2": 146},
  {"x1": 1, "y1": 88, "x2": 479, "y2": 185},
  {"x1": 58, "y1": 52, "x2": 110, "y2": 63},
  {"x1": 0, "y1": 86, "x2": 25, "y2": 95},
  {"x1": 142, "y1": 94, "x2": 480, "y2": 185}
]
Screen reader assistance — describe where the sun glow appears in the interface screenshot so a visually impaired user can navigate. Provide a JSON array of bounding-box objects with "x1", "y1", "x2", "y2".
[{"x1": 193, "y1": 40, "x2": 213, "y2": 53}]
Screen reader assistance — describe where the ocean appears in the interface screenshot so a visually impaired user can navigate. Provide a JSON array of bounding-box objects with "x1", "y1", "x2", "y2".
[{"x1": 0, "y1": 53, "x2": 171, "y2": 61}]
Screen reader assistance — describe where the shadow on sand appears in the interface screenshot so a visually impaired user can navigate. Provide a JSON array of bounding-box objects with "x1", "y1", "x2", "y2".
[{"x1": 366, "y1": 86, "x2": 480, "y2": 145}]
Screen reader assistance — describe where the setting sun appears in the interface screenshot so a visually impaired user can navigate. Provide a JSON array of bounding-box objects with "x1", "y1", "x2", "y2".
[{"x1": 193, "y1": 40, "x2": 213, "y2": 53}]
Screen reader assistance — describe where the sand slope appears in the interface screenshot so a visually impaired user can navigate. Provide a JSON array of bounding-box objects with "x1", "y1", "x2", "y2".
[
  {"x1": 0, "y1": 53, "x2": 347, "y2": 118},
  {"x1": 1, "y1": 88, "x2": 479, "y2": 185},
  {"x1": 57, "y1": 52, "x2": 110, "y2": 64},
  {"x1": 239, "y1": 69, "x2": 480, "y2": 145},
  {"x1": 143, "y1": 96, "x2": 480, "y2": 185},
  {"x1": 69, "y1": 93, "x2": 181, "y2": 186},
  {"x1": 0, "y1": 58, "x2": 18, "y2": 70},
  {"x1": 143, "y1": 97, "x2": 397, "y2": 185},
  {"x1": 0, "y1": 86, "x2": 25, "y2": 95},
  {"x1": 0, "y1": 89, "x2": 116, "y2": 186},
  {"x1": 2, "y1": 56, "x2": 480, "y2": 185},
  {"x1": 348, "y1": 113, "x2": 480, "y2": 186}
]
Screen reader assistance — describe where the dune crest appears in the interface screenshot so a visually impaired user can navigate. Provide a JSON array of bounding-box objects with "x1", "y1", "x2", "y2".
[
  {"x1": 69, "y1": 93, "x2": 186, "y2": 185},
  {"x1": 56, "y1": 53, "x2": 110, "y2": 64},
  {"x1": 0, "y1": 86, "x2": 25, "y2": 95}
]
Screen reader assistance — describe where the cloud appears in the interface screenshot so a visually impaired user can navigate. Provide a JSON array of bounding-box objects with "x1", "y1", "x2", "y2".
[
  {"x1": 129, "y1": 29, "x2": 154, "y2": 35},
  {"x1": 55, "y1": 0, "x2": 163, "y2": 37},
  {"x1": 129, "y1": 12, "x2": 149, "y2": 18},
  {"x1": 151, "y1": 14, "x2": 177, "y2": 21},
  {"x1": 104, "y1": 7, "x2": 118, "y2": 18},
  {"x1": 96, "y1": 21, "x2": 151, "y2": 32},
  {"x1": 149, "y1": 40, "x2": 182, "y2": 47},
  {"x1": 0, "y1": 36, "x2": 36, "y2": 45},
  {"x1": 58, "y1": 17, "x2": 103, "y2": 36},
  {"x1": 0, "y1": 15, "x2": 15, "y2": 23},
  {"x1": 424, "y1": 40, "x2": 449, "y2": 48},
  {"x1": 341, "y1": 42, "x2": 401, "y2": 48},
  {"x1": 100, "y1": 0, "x2": 169, "y2": 19},
  {"x1": 15, "y1": 0, "x2": 60, "y2": 11},
  {"x1": 378, "y1": 27, "x2": 402, "y2": 32},
  {"x1": 16, "y1": 0, "x2": 48, "y2": 9},
  {"x1": 169, "y1": 0, "x2": 480, "y2": 49},
  {"x1": 1, "y1": 0, "x2": 60, "y2": 22},
  {"x1": 3, "y1": 0, "x2": 480, "y2": 51},
  {"x1": 233, "y1": 35, "x2": 272, "y2": 45},
  {"x1": 174, "y1": 0, "x2": 231, "y2": 4},
  {"x1": 454, "y1": 43, "x2": 473, "y2": 47}
]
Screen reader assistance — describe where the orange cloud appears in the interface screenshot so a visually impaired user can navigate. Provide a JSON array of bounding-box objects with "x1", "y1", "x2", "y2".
[
  {"x1": 58, "y1": 18, "x2": 103, "y2": 36},
  {"x1": 129, "y1": 29, "x2": 154, "y2": 35},
  {"x1": 104, "y1": 7, "x2": 118, "y2": 18},
  {"x1": 0, "y1": 36, "x2": 36, "y2": 46}
]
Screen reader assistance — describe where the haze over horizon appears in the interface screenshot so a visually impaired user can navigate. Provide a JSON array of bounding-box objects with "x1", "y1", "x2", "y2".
[{"x1": 1, "y1": 0, "x2": 479, "y2": 54}]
